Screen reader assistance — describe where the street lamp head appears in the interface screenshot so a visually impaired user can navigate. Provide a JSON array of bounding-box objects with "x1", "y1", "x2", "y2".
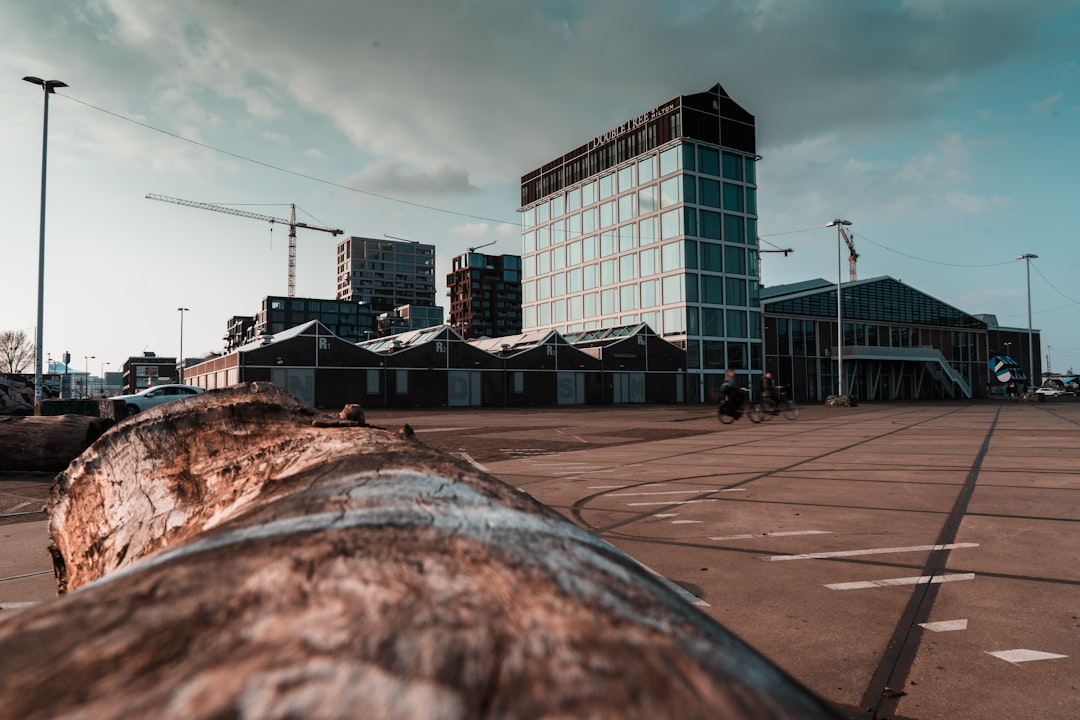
[
  {"x1": 826, "y1": 219, "x2": 852, "y2": 227},
  {"x1": 23, "y1": 77, "x2": 68, "y2": 93},
  {"x1": 178, "y1": 307, "x2": 190, "y2": 312},
  {"x1": 1016, "y1": 253, "x2": 1038, "y2": 260}
]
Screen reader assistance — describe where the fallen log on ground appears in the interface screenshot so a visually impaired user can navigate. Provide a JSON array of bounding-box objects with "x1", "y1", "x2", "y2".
[
  {"x1": 0, "y1": 414, "x2": 113, "y2": 471},
  {"x1": 0, "y1": 383, "x2": 839, "y2": 719}
]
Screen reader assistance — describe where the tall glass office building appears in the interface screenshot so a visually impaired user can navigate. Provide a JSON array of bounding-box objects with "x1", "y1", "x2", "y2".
[{"x1": 519, "y1": 83, "x2": 760, "y2": 401}]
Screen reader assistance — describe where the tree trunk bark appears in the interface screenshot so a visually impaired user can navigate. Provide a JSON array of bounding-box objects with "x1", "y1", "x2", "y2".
[
  {"x1": 0, "y1": 383, "x2": 838, "y2": 720},
  {"x1": 0, "y1": 415, "x2": 111, "y2": 471}
]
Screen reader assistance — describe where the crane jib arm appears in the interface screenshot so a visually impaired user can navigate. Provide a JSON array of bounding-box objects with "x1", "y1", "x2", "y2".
[
  {"x1": 146, "y1": 192, "x2": 345, "y2": 298},
  {"x1": 145, "y1": 194, "x2": 343, "y2": 235}
]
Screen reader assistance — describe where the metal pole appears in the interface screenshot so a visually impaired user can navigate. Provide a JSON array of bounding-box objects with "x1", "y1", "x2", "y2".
[
  {"x1": 24, "y1": 77, "x2": 67, "y2": 406},
  {"x1": 827, "y1": 220, "x2": 852, "y2": 396},
  {"x1": 1017, "y1": 254, "x2": 1038, "y2": 389},
  {"x1": 84, "y1": 355, "x2": 94, "y2": 398},
  {"x1": 837, "y1": 228, "x2": 843, "y2": 395},
  {"x1": 178, "y1": 307, "x2": 190, "y2": 384}
]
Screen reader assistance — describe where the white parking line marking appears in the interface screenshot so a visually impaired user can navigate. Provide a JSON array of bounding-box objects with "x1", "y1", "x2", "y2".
[
  {"x1": 417, "y1": 427, "x2": 481, "y2": 433},
  {"x1": 919, "y1": 619, "x2": 968, "y2": 632},
  {"x1": 608, "y1": 490, "x2": 703, "y2": 497},
  {"x1": 587, "y1": 484, "x2": 627, "y2": 489},
  {"x1": 671, "y1": 520, "x2": 703, "y2": 524},
  {"x1": 0, "y1": 602, "x2": 39, "y2": 610},
  {"x1": 765, "y1": 543, "x2": 979, "y2": 562},
  {"x1": 654, "y1": 513, "x2": 678, "y2": 518},
  {"x1": 826, "y1": 573, "x2": 975, "y2": 591},
  {"x1": 627, "y1": 499, "x2": 718, "y2": 506},
  {"x1": 709, "y1": 530, "x2": 830, "y2": 542},
  {"x1": 987, "y1": 649, "x2": 1068, "y2": 664}
]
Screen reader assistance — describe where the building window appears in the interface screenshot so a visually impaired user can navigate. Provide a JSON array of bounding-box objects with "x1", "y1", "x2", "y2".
[
  {"x1": 600, "y1": 201, "x2": 615, "y2": 229},
  {"x1": 567, "y1": 213, "x2": 581, "y2": 239},
  {"x1": 702, "y1": 307, "x2": 724, "y2": 336},
  {"x1": 698, "y1": 147, "x2": 719, "y2": 176},
  {"x1": 722, "y1": 152, "x2": 744, "y2": 181},
  {"x1": 663, "y1": 307, "x2": 686, "y2": 334},
  {"x1": 638, "y1": 185, "x2": 657, "y2": 214},
  {"x1": 660, "y1": 210, "x2": 682, "y2": 241},
  {"x1": 566, "y1": 187, "x2": 580, "y2": 212},
  {"x1": 639, "y1": 248, "x2": 657, "y2": 277},
  {"x1": 638, "y1": 154, "x2": 656, "y2": 183},
  {"x1": 639, "y1": 216, "x2": 658, "y2": 246},
  {"x1": 725, "y1": 277, "x2": 747, "y2": 306},
  {"x1": 659, "y1": 144, "x2": 680, "y2": 176},
  {"x1": 661, "y1": 240, "x2": 683, "y2": 272},
  {"x1": 601, "y1": 289, "x2": 617, "y2": 315},
  {"x1": 663, "y1": 274, "x2": 685, "y2": 304},
  {"x1": 723, "y1": 183, "x2": 744, "y2": 212},
  {"x1": 660, "y1": 176, "x2": 681, "y2": 207},
  {"x1": 599, "y1": 173, "x2": 614, "y2": 200},
  {"x1": 725, "y1": 310, "x2": 751, "y2": 338},
  {"x1": 582, "y1": 180, "x2": 596, "y2": 206},
  {"x1": 701, "y1": 275, "x2": 723, "y2": 304},
  {"x1": 582, "y1": 235, "x2": 598, "y2": 261},
  {"x1": 641, "y1": 279, "x2": 659, "y2": 307},
  {"x1": 699, "y1": 178, "x2": 720, "y2": 208}
]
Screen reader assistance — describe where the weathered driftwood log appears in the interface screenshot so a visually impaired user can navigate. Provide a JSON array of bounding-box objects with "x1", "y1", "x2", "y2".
[
  {"x1": 0, "y1": 414, "x2": 113, "y2": 471},
  {"x1": 0, "y1": 383, "x2": 839, "y2": 720}
]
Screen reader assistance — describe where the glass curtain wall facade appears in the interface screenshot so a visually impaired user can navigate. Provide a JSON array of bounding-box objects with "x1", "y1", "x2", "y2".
[
  {"x1": 763, "y1": 277, "x2": 990, "y2": 401},
  {"x1": 518, "y1": 84, "x2": 760, "y2": 401}
]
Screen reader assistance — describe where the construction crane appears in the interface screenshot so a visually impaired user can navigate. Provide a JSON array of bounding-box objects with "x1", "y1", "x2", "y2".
[
  {"x1": 837, "y1": 226, "x2": 859, "y2": 281},
  {"x1": 467, "y1": 240, "x2": 496, "y2": 253},
  {"x1": 147, "y1": 193, "x2": 344, "y2": 298}
]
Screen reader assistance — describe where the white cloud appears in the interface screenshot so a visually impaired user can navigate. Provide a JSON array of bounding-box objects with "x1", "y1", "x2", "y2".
[
  {"x1": 345, "y1": 161, "x2": 481, "y2": 198},
  {"x1": 1032, "y1": 91, "x2": 1064, "y2": 117}
]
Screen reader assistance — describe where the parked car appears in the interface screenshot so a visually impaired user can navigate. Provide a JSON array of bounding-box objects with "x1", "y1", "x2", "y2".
[
  {"x1": 1034, "y1": 386, "x2": 1065, "y2": 397},
  {"x1": 111, "y1": 384, "x2": 205, "y2": 413}
]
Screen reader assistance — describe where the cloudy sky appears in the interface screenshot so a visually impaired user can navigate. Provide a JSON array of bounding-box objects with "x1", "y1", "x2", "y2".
[{"x1": 3, "y1": 0, "x2": 1079, "y2": 379}]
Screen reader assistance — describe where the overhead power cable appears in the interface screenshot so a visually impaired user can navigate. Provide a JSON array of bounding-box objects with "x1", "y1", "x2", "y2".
[{"x1": 60, "y1": 92, "x2": 516, "y2": 227}]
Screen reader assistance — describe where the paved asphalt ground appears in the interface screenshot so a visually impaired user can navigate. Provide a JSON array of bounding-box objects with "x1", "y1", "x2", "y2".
[{"x1": 3, "y1": 399, "x2": 1078, "y2": 719}]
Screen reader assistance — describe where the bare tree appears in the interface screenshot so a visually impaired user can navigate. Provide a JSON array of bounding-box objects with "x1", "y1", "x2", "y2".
[{"x1": 0, "y1": 330, "x2": 36, "y2": 374}]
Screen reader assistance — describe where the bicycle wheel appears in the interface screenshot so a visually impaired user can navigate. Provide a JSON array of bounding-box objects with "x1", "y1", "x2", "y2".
[
  {"x1": 717, "y1": 406, "x2": 736, "y2": 424},
  {"x1": 780, "y1": 400, "x2": 799, "y2": 421},
  {"x1": 748, "y1": 402, "x2": 766, "y2": 423}
]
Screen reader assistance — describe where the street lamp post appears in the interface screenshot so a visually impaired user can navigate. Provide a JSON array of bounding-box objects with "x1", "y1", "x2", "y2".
[
  {"x1": 178, "y1": 307, "x2": 190, "y2": 384},
  {"x1": 100, "y1": 360, "x2": 110, "y2": 396},
  {"x1": 83, "y1": 355, "x2": 95, "y2": 398},
  {"x1": 1017, "y1": 254, "x2": 1038, "y2": 389},
  {"x1": 24, "y1": 76, "x2": 68, "y2": 407},
  {"x1": 826, "y1": 219, "x2": 852, "y2": 397}
]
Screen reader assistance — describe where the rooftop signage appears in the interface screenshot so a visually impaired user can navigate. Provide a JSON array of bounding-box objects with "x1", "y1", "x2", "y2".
[{"x1": 588, "y1": 100, "x2": 679, "y2": 149}]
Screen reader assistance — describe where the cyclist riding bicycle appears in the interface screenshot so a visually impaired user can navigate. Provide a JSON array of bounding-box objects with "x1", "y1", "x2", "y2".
[
  {"x1": 759, "y1": 371, "x2": 778, "y2": 414},
  {"x1": 719, "y1": 370, "x2": 747, "y2": 418}
]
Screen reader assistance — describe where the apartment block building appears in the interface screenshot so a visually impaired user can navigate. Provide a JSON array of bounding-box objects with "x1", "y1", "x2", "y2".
[{"x1": 446, "y1": 252, "x2": 523, "y2": 339}]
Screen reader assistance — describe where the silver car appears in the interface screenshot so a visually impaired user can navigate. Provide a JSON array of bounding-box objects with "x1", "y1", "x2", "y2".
[{"x1": 111, "y1": 384, "x2": 205, "y2": 414}]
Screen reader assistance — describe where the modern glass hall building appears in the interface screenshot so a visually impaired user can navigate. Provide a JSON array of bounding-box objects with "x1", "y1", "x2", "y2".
[{"x1": 518, "y1": 83, "x2": 760, "y2": 401}]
